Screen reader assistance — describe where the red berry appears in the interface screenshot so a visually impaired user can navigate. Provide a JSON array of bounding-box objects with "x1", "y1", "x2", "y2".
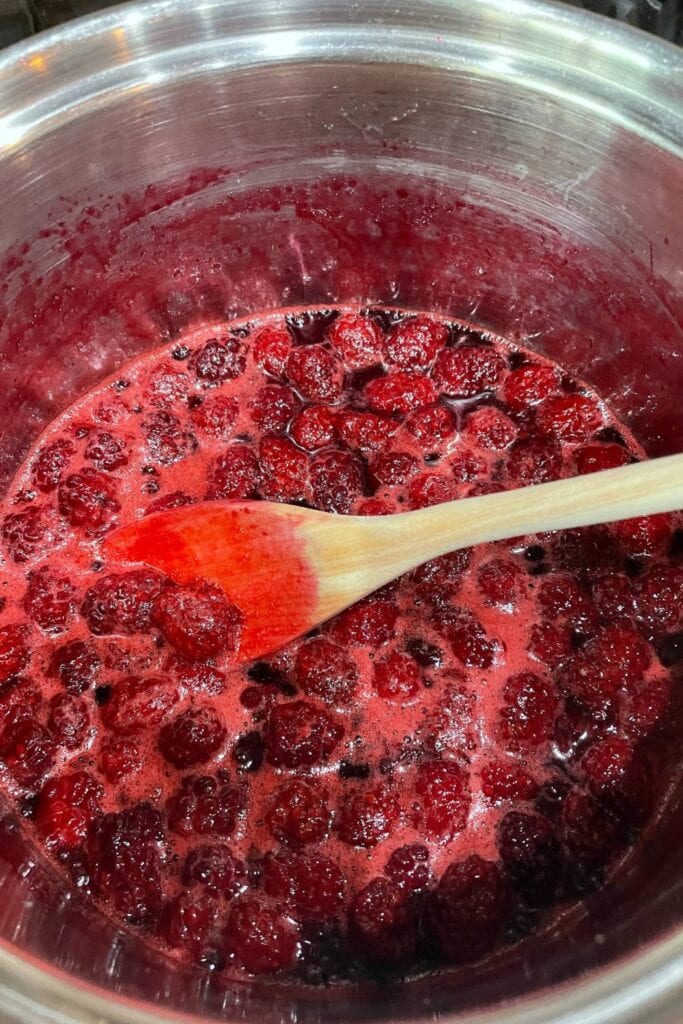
[
  {"x1": 48, "y1": 640, "x2": 100, "y2": 695},
  {"x1": 166, "y1": 773, "x2": 241, "y2": 837},
  {"x1": 250, "y1": 384, "x2": 300, "y2": 435},
  {"x1": 259, "y1": 436, "x2": 309, "y2": 502},
  {"x1": 624, "y1": 675, "x2": 671, "y2": 737},
  {"x1": 371, "y1": 450, "x2": 419, "y2": 486},
  {"x1": 450, "y1": 448, "x2": 486, "y2": 483},
  {"x1": 500, "y1": 672, "x2": 558, "y2": 748},
  {"x1": 481, "y1": 762, "x2": 538, "y2": 802},
  {"x1": 145, "y1": 491, "x2": 195, "y2": 516},
  {"x1": 31, "y1": 439, "x2": 75, "y2": 492},
  {"x1": 584, "y1": 625, "x2": 652, "y2": 683},
  {"x1": 498, "y1": 811, "x2": 561, "y2": 906},
  {"x1": 263, "y1": 849, "x2": 346, "y2": 919},
  {"x1": 310, "y1": 449, "x2": 364, "y2": 513},
  {"x1": 23, "y1": 567, "x2": 74, "y2": 633},
  {"x1": 294, "y1": 636, "x2": 358, "y2": 706},
  {"x1": 358, "y1": 498, "x2": 393, "y2": 516},
  {"x1": 337, "y1": 410, "x2": 397, "y2": 455},
  {"x1": 163, "y1": 892, "x2": 217, "y2": 956},
  {"x1": 84, "y1": 431, "x2": 128, "y2": 471},
  {"x1": 365, "y1": 371, "x2": 437, "y2": 416},
  {"x1": 99, "y1": 736, "x2": 142, "y2": 782},
  {"x1": 0, "y1": 625, "x2": 29, "y2": 684},
  {"x1": 349, "y1": 878, "x2": 417, "y2": 965},
  {"x1": 48, "y1": 693, "x2": 90, "y2": 749},
  {"x1": 428, "y1": 855, "x2": 507, "y2": 963},
  {"x1": 265, "y1": 700, "x2": 343, "y2": 769},
  {"x1": 591, "y1": 572, "x2": 636, "y2": 623},
  {"x1": 286, "y1": 345, "x2": 343, "y2": 402},
  {"x1": 373, "y1": 651, "x2": 421, "y2": 703},
  {"x1": 633, "y1": 565, "x2": 683, "y2": 637},
  {"x1": 330, "y1": 598, "x2": 399, "y2": 647},
  {"x1": 503, "y1": 362, "x2": 559, "y2": 410},
  {"x1": 190, "y1": 395, "x2": 238, "y2": 438},
  {"x1": 82, "y1": 570, "x2": 165, "y2": 636},
  {"x1": 477, "y1": 558, "x2": 523, "y2": 607},
  {"x1": 252, "y1": 324, "x2": 292, "y2": 377},
  {"x1": 0, "y1": 717, "x2": 56, "y2": 786},
  {"x1": 432, "y1": 345, "x2": 505, "y2": 398},
  {"x1": 338, "y1": 783, "x2": 400, "y2": 847},
  {"x1": 145, "y1": 364, "x2": 190, "y2": 407},
  {"x1": 224, "y1": 896, "x2": 297, "y2": 974},
  {"x1": 159, "y1": 706, "x2": 227, "y2": 769},
  {"x1": 2, "y1": 506, "x2": 48, "y2": 563},
  {"x1": 182, "y1": 843, "x2": 246, "y2": 898},
  {"x1": 536, "y1": 394, "x2": 603, "y2": 443},
  {"x1": 406, "y1": 404, "x2": 457, "y2": 449},
  {"x1": 100, "y1": 675, "x2": 179, "y2": 735},
  {"x1": 411, "y1": 550, "x2": 472, "y2": 607},
  {"x1": 560, "y1": 790, "x2": 619, "y2": 867},
  {"x1": 36, "y1": 771, "x2": 102, "y2": 849},
  {"x1": 328, "y1": 313, "x2": 382, "y2": 368},
  {"x1": 206, "y1": 444, "x2": 260, "y2": 500},
  {"x1": 465, "y1": 407, "x2": 517, "y2": 449},
  {"x1": 528, "y1": 621, "x2": 572, "y2": 668},
  {"x1": 289, "y1": 405, "x2": 337, "y2": 451},
  {"x1": 433, "y1": 607, "x2": 496, "y2": 668},
  {"x1": 413, "y1": 761, "x2": 470, "y2": 840},
  {"x1": 407, "y1": 472, "x2": 457, "y2": 509},
  {"x1": 384, "y1": 843, "x2": 432, "y2": 892},
  {"x1": 189, "y1": 337, "x2": 246, "y2": 384},
  {"x1": 384, "y1": 316, "x2": 448, "y2": 370},
  {"x1": 552, "y1": 525, "x2": 620, "y2": 579},
  {"x1": 152, "y1": 582, "x2": 243, "y2": 661},
  {"x1": 506, "y1": 437, "x2": 563, "y2": 485},
  {"x1": 86, "y1": 803, "x2": 164, "y2": 922},
  {"x1": 612, "y1": 514, "x2": 674, "y2": 557},
  {"x1": 582, "y1": 737, "x2": 652, "y2": 825},
  {"x1": 58, "y1": 469, "x2": 119, "y2": 530},
  {"x1": 574, "y1": 443, "x2": 630, "y2": 475},
  {"x1": 538, "y1": 574, "x2": 597, "y2": 631},
  {"x1": 142, "y1": 409, "x2": 197, "y2": 466},
  {"x1": 266, "y1": 778, "x2": 333, "y2": 848}
]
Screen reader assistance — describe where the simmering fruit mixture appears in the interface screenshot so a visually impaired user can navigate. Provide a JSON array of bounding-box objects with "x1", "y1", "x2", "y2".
[{"x1": 0, "y1": 307, "x2": 681, "y2": 982}]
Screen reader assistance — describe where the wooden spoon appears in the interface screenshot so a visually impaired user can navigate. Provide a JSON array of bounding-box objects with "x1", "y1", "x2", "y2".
[{"x1": 104, "y1": 454, "x2": 683, "y2": 661}]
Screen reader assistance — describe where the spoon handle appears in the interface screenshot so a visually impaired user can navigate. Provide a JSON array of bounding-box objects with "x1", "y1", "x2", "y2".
[{"x1": 377, "y1": 453, "x2": 683, "y2": 571}]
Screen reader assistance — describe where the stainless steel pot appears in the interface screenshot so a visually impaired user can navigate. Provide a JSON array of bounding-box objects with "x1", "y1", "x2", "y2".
[{"x1": 0, "y1": 1, "x2": 681, "y2": 1021}]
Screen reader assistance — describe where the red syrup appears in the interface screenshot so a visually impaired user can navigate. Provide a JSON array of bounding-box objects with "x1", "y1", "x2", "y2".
[{"x1": 0, "y1": 306, "x2": 681, "y2": 983}]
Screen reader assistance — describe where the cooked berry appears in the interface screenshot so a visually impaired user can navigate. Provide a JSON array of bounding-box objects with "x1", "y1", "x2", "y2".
[
  {"x1": 57, "y1": 469, "x2": 119, "y2": 530},
  {"x1": 182, "y1": 844, "x2": 246, "y2": 898},
  {"x1": 498, "y1": 811, "x2": 562, "y2": 906},
  {"x1": 337, "y1": 783, "x2": 400, "y2": 847},
  {"x1": 286, "y1": 345, "x2": 343, "y2": 402},
  {"x1": 310, "y1": 449, "x2": 363, "y2": 513},
  {"x1": 384, "y1": 843, "x2": 432, "y2": 892},
  {"x1": 162, "y1": 891, "x2": 217, "y2": 956},
  {"x1": 205, "y1": 444, "x2": 260, "y2": 500},
  {"x1": 582, "y1": 737, "x2": 653, "y2": 826},
  {"x1": 100, "y1": 675, "x2": 179, "y2": 735},
  {"x1": 2, "y1": 507, "x2": 49, "y2": 563},
  {"x1": 190, "y1": 394, "x2": 238, "y2": 438},
  {"x1": 266, "y1": 779, "x2": 332, "y2": 848},
  {"x1": 265, "y1": 700, "x2": 343, "y2": 769},
  {"x1": 263, "y1": 849, "x2": 346, "y2": 919},
  {"x1": 152, "y1": 582, "x2": 242, "y2": 660},
  {"x1": 259, "y1": 436, "x2": 309, "y2": 502},
  {"x1": 428, "y1": 855, "x2": 508, "y2": 962},
  {"x1": 159, "y1": 707, "x2": 227, "y2": 769},
  {"x1": 0, "y1": 718, "x2": 55, "y2": 786},
  {"x1": 373, "y1": 651, "x2": 421, "y2": 703},
  {"x1": 365, "y1": 371, "x2": 436, "y2": 416},
  {"x1": 500, "y1": 673, "x2": 557, "y2": 748},
  {"x1": 481, "y1": 762, "x2": 538, "y2": 802},
  {"x1": 412, "y1": 761, "x2": 470, "y2": 840},
  {"x1": 384, "y1": 316, "x2": 447, "y2": 371},
  {"x1": 84, "y1": 431, "x2": 128, "y2": 471},
  {"x1": 433, "y1": 607, "x2": 496, "y2": 668},
  {"x1": 503, "y1": 363, "x2": 559, "y2": 410},
  {"x1": 224, "y1": 896, "x2": 298, "y2": 974},
  {"x1": 348, "y1": 878, "x2": 417, "y2": 965},
  {"x1": 82, "y1": 570, "x2": 165, "y2": 636},
  {"x1": 252, "y1": 324, "x2": 292, "y2": 377},
  {"x1": 48, "y1": 640, "x2": 99, "y2": 694},
  {"x1": 0, "y1": 624, "x2": 29, "y2": 684},
  {"x1": 166, "y1": 774, "x2": 240, "y2": 837},
  {"x1": 290, "y1": 405, "x2": 337, "y2": 451},
  {"x1": 48, "y1": 693, "x2": 90, "y2": 749},
  {"x1": 295, "y1": 636, "x2": 358, "y2": 706},
  {"x1": 99, "y1": 736, "x2": 142, "y2": 782},
  {"x1": 432, "y1": 345, "x2": 505, "y2": 397},
  {"x1": 478, "y1": 558, "x2": 523, "y2": 607},
  {"x1": 536, "y1": 395, "x2": 603, "y2": 443},
  {"x1": 86, "y1": 803, "x2": 164, "y2": 923},
  {"x1": 35, "y1": 771, "x2": 102, "y2": 850},
  {"x1": 189, "y1": 337, "x2": 246, "y2": 384},
  {"x1": 337, "y1": 410, "x2": 397, "y2": 456},
  {"x1": 250, "y1": 384, "x2": 300, "y2": 434},
  {"x1": 574, "y1": 443, "x2": 630, "y2": 475},
  {"x1": 23, "y1": 567, "x2": 74, "y2": 633},
  {"x1": 328, "y1": 313, "x2": 383, "y2": 368},
  {"x1": 330, "y1": 598, "x2": 399, "y2": 647},
  {"x1": 31, "y1": 439, "x2": 75, "y2": 492}
]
